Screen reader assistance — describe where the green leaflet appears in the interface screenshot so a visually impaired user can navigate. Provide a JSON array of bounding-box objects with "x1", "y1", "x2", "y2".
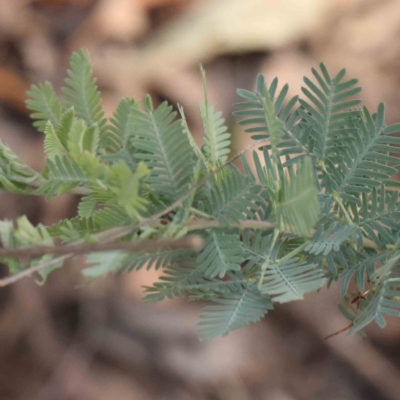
[
  {"x1": 143, "y1": 266, "x2": 247, "y2": 303},
  {"x1": 26, "y1": 82, "x2": 63, "y2": 132},
  {"x1": 131, "y1": 98, "x2": 195, "y2": 203},
  {"x1": 62, "y1": 49, "x2": 108, "y2": 147},
  {"x1": 48, "y1": 216, "x2": 99, "y2": 242},
  {"x1": 198, "y1": 285, "x2": 273, "y2": 341},
  {"x1": 0, "y1": 217, "x2": 62, "y2": 282},
  {"x1": 37, "y1": 154, "x2": 89, "y2": 199},
  {"x1": 196, "y1": 230, "x2": 244, "y2": 278},
  {"x1": 260, "y1": 257, "x2": 325, "y2": 303},
  {"x1": 83, "y1": 248, "x2": 189, "y2": 277},
  {"x1": 326, "y1": 105, "x2": 400, "y2": 204},
  {"x1": 43, "y1": 109, "x2": 72, "y2": 157},
  {"x1": 235, "y1": 75, "x2": 304, "y2": 165},
  {"x1": 350, "y1": 267, "x2": 400, "y2": 334},
  {"x1": 255, "y1": 74, "x2": 285, "y2": 160},
  {"x1": 73, "y1": 152, "x2": 149, "y2": 221},
  {"x1": 355, "y1": 185, "x2": 400, "y2": 248},
  {"x1": 200, "y1": 66, "x2": 231, "y2": 169},
  {"x1": 208, "y1": 166, "x2": 265, "y2": 225},
  {"x1": 109, "y1": 97, "x2": 139, "y2": 148},
  {"x1": 277, "y1": 158, "x2": 320, "y2": 237},
  {"x1": 305, "y1": 222, "x2": 359, "y2": 256},
  {"x1": 299, "y1": 63, "x2": 362, "y2": 162},
  {"x1": 0, "y1": 141, "x2": 42, "y2": 194}
]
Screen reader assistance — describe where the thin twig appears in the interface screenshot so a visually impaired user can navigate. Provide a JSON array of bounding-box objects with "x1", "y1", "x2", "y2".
[
  {"x1": 187, "y1": 219, "x2": 275, "y2": 231},
  {"x1": 324, "y1": 322, "x2": 353, "y2": 340},
  {"x1": 0, "y1": 236, "x2": 202, "y2": 288},
  {"x1": 0, "y1": 236, "x2": 203, "y2": 258},
  {"x1": 0, "y1": 254, "x2": 71, "y2": 287}
]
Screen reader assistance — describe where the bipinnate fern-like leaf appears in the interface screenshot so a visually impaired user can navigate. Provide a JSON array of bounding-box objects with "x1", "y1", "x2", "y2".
[
  {"x1": 37, "y1": 154, "x2": 89, "y2": 199},
  {"x1": 84, "y1": 248, "x2": 189, "y2": 278},
  {"x1": 350, "y1": 185, "x2": 400, "y2": 248},
  {"x1": 198, "y1": 285, "x2": 273, "y2": 341},
  {"x1": 43, "y1": 108, "x2": 73, "y2": 157},
  {"x1": 277, "y1": 158, "x2": 319, "y2": 237},
  {"x1": 26, "y1": 82, "x2": 63, "y2": 132},
  {"x1": 350, "y1": 261, "x2": 400, "y2": 334},
  {"x1": 90, "y1": 207, "x2": 133, "y2": 230},
  {"x1": 299, "y1": 62, "x2": 362, "y2": 162},
  {"x1": 305, "y1": 222, "x2": 359, "y2": 256},
  {"x1": 235, "y1": 76, "x2": 298, "y2": 138},
  {"x1": 199, "y1": 66, "x2": 231, "y2": 169},
  {"x1": 196, "y1": 231, "x2": 244, "y2": 278},
  {"x1": 208, "y1": 167, "x2": 265, "y2": 225},
  {"x1": 0, "y1": 216, "x2": 62, "y2": 280},
  {"x1": 340, "y1": 252, "x2": 387, "y2": 296},
  {"x1": 48, "y1": 216, "x2": 99, "y2": 242},
  {"x1": 254, "y1": 74, "x2": 285, "y2": 159},
  {"x1": 71, "y1": 155, "x2": 149, "y2": 221},
  {"x1": 260, "y1": 257, "x2": 325, "y2": 303},
  {"x1": 131, "y1": 97, "x2": 195, "y2": 202},
  {"x1": 108, "y1": 97, "x2": 140, "y2": 151},
  {"x1": 62, "y1": 49, "x2": 108, "y2": 143},
  {"x1": 0, "y1": 141, "x2": 42, "y2": 194},
  {"x1": 143, "y1": 266, "x2": 248, "y2": 303},
  {"x1": 326, "y1": 104, "x2": 400, "y2": 204},
  {"x1": 235, "y1": 75, "x2": 300, "y2": 159}
]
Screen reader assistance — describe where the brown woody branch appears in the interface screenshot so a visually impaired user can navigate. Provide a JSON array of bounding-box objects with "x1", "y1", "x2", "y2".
[
  {"x1": 0, "y1": 236, "x2": 203, "y2": 288},
  {"x1": 0, "y1": 236, "x2": 203, "y2": 258}
]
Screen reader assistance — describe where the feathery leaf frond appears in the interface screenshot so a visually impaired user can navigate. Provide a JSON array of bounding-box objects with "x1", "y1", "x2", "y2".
[
  {"x1": 84, "y1": 248, "x2": 189, "y2": 278},
  {"x1": 143, "y1": 266, "x2": 247, "y2": 303},
  {"x1": 299, "y1": 63, "x2": 362, "y2": 162},
  {"x1": 131, "y1": 99, "x2": 195, "y2": 202},
  {"x1": 196, "y1": 230, "x2": 245, "y2": 278},
  {"x1": 352, "y1": 185, "x2": 400, "y2": 248},
  {"x1": 0, "y1": 141, "x2": 42, "y2": 194},
  {"x1": 277, "y1": 158, "x2": 319, "y2": 236},
  {"x1": 43, "y1": 109, "x2": 73, "y2": 157},
  {"x1": 200, "y1": 66, "x2": 231, "y2": 169},
  {"x1": 109, "y1": 97, "x2": 140, "y2": 150},
  {"x1": 26, "y1": 82, "x2": 63, "y2": 132},
  {"x1": 37, "y1": 155, "x2": 89, "y2": 199},
  {"x1": 260, "y1": 257, "x2": 325, "y2": 303},
  {"x1": 62, "y1": 49, "x2": 107, "y2": 142},
  {"x1": 235, "y1": 75, "x2": 300, "y2": 160},
  {"x1": 326, "y1": 105, "x2": 400, "y2": 203},
  {"x1": 351, "y1": 263, "x2": 400, "y2": 334},
  {"x1": 305, "y1": 222, "x2": 359, "y2": 256},
  {"x1": 198, "y1": 285, "x2": 273, "y2": 341}
]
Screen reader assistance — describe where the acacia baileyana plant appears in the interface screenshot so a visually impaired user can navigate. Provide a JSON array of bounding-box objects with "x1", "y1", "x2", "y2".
[{"x1": 0, "y1": 49, "x2": 400, "y2": 340}]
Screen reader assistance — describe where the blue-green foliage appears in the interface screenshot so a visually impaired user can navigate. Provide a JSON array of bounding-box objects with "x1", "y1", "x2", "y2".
[{"x1": 0, "y1": 52, "x2": 393, "y2": 341}]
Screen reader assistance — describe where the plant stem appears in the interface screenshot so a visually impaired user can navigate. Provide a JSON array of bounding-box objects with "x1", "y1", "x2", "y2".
[
  {"x1": 279, "y1": 241, "x2": 308, "y2": 262},
  {"x1": 190, "y1": 207, "x2": 213, "y2": 220},
  {"x1": 333, "y1": 192, "x2": 353, "y2": 225},
  {"x1": 0, "y1": 254, "x2": 71, "y2": 287},
  {"x1": 187, "y1": 219, "x2": 275, "y2": 232},
  {"x1": 0, "y1": 236, "x2": 202, "y2": 287},
  {"x1": 0, "y1": 236, "x2": 202, "y2": 258}
]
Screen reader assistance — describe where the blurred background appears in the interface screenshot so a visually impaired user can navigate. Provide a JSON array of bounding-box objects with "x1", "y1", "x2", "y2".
[{"x1": 1, "y1": 0, "x2": 400, "y2": 399}]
